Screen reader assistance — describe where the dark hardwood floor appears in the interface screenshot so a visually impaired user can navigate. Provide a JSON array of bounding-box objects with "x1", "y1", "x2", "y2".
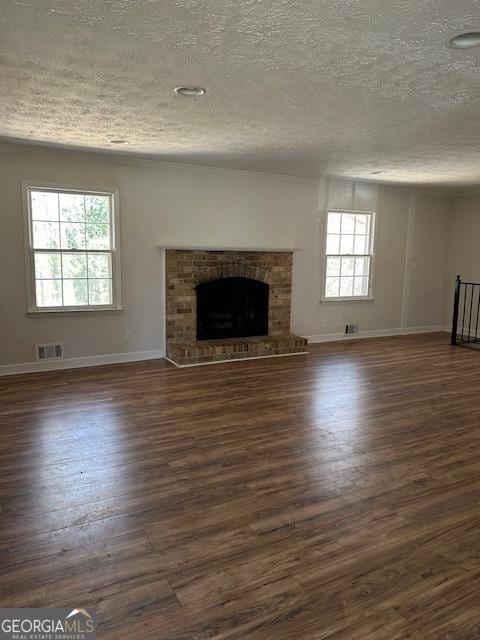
[{"x1": 1, "y1": 333, "x2": 480, "y2": 639}]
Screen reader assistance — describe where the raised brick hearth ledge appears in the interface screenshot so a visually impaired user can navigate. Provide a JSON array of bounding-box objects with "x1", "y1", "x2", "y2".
[{"x1": 167, "y1": 334, "x2": 308, "y2": 367}]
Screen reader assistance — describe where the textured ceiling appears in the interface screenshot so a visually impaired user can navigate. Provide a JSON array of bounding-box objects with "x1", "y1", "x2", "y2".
[{"x1": 2, "y1": 0, "x2": 480, "y2": 185}]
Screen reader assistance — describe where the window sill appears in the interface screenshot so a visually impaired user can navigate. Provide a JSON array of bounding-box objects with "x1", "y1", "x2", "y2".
[
  {"x1": 320, "y1": 296, "x2": 374, "y2": 304},
  {"x1": 27, "y1": 307, "x2": 124, "y2": 317}
]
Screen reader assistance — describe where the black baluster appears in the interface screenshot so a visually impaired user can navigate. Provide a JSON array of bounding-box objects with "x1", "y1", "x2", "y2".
[
  {"x1": 461, "y1": 282, "x2": 467, "y2": 343},
  {"x1": 468, "y1": 283, "x2": 474, "y2": 343},
  {"x1": 475, "y1": 285, "x2": 480, "y2": 344},
  {"x1": 451, "y1": 275, "x2": 461, "y2": 346}
]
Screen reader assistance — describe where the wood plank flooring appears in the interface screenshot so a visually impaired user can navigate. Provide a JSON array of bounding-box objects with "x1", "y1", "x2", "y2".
[{"x1": 1, "y1": 333, "x2": 480, "y2": 638}]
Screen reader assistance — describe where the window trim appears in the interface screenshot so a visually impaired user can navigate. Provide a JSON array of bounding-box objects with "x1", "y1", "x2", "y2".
[
  {"x1": 22, "y1": 182, "x2": 123, "y2": 314},
  {"x1": 320, "y1": 208, "x2": 377, "y2": 303}
]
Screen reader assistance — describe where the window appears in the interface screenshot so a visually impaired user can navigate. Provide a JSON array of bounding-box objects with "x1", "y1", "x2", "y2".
[
  {"x1": 24, "y1": 185, "x2": 121, "y2": 312},
  {"x1": 323, "y1": 211, "x2": 375, "y2": 300}
]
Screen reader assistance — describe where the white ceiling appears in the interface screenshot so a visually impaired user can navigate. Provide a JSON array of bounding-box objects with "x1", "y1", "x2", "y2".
[{"x1": 2, "y1": 0, "x2": 480, "y2": 186}]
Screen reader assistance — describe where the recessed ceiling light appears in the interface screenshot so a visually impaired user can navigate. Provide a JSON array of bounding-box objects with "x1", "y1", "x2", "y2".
[
  {"x1": 371, "y1": 170, "x2": 384, "y2": 175},
  {"x1": 449, "y1": 32, "x2": 480, "y2": 49},
  {"x1": 110, "y1": 139, "x2": 129, "y2": 144},
  {"x1": 174, "y1": 86, "x2": 206, "y2": 97}
]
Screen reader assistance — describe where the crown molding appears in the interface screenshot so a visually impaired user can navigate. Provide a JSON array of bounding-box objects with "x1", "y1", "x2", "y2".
[
  {"x1": 0, "y1": 140, "x2": 317, "y2": 186},
  {"x1": 0, "y1": 139, "x2": 471, "y2": 197}
]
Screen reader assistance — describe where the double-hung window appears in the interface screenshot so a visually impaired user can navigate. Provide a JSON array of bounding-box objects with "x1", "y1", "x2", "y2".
[
  {"x1": 323, "y1": 210, "x2": 375, "y2": 300},
  {"x1": 24, "y1": 185, "x2": 121, "y2": 312}
]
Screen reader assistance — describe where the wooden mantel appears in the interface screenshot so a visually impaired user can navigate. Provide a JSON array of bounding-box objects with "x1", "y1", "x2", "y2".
[{"x1": 156, "y1": 244, "x2": 300, "y2": 252}]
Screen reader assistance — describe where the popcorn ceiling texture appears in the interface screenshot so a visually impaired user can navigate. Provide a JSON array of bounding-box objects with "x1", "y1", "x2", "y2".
[{"x1": 2, "y1": 0, "x2": 480, "y2": 185}]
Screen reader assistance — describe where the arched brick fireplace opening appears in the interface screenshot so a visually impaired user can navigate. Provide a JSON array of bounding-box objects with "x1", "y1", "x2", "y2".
[{"x1": 164, "y1": 249, "x2": 307, "y2": 366}]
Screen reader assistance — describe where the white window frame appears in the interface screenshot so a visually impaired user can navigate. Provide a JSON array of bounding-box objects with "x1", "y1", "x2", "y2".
[
  {"x1": 320, "y1": 209, "x2": 377, "y2": 303},
  {"x1": 22, "y1": 182, "x2": 122, "y2": 313}
]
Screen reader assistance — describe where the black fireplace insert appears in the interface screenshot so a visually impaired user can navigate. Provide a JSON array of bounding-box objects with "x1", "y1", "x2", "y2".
[{"x1": 196, "y1": 277, "x2": 269, "y2": 340}]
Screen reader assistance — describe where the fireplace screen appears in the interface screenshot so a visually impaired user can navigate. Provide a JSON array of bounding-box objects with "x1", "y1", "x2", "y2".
[{"x1": 196, "y1": 277, "x2": 269, "y2": 340}]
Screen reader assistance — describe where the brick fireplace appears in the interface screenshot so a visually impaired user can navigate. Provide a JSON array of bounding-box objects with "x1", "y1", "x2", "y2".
[{"x1": 164, "y1": 248, "x2": 308, "y2": 366}]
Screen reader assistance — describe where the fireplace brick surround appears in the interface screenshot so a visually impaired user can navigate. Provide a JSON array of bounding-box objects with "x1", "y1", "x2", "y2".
[{"x1": 165, "y1": 249, "x2": 308, "y2": 366}]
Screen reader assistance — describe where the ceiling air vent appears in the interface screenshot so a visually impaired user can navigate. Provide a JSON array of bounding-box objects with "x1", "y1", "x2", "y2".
[
  {"x1": 35, "y1": 343, "x2": 64, "y2": 361},
  {"x1": 345, "y1": 324, "x2": 359, "y2": 336}
]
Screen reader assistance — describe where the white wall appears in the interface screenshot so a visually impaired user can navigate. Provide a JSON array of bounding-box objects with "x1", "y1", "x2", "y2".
[
  {"x1": 447, "y1": 195, "x2": 480, "y2": 282},
  {"x1": 405, "y1": 194, "x2": 452, "y2": 329},
  {"x1": 293, "y1": 186, "x2": 413, "y2": 337},
  {"x1": 0, "y1": 143, "x2": 453, "y2": 369},
  {"x1": 445, "y1": 194, "x2": 480, "y2": 324},
  {"x1": 293, "y1": 184, "x2": 453, "y2": 339}
]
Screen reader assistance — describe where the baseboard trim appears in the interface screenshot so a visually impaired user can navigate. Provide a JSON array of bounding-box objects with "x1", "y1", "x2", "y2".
[
  {"x1": 0, "y1": 326, "x2": 451, "y2": 375},
  {"x1": 166, "y1": 351, "x2": 309, "y2": 368},
  {"x1": 305, "y1": 326, "x2": 449, "y2": 344},
  {"x1": 0, "y1": 349, "x2": 165, "y2": 376}
]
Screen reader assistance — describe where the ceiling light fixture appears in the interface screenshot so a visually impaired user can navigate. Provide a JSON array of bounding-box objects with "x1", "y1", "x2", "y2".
[
  {"x1": 174, "y1": 86, "x2": 206, "y2": 97},
  {"x1": 110, "y1": 139, "x2": 129, "y2": 144},
  {"x1": 449, "y1": 32, "x2": 480, "y2": 48}
]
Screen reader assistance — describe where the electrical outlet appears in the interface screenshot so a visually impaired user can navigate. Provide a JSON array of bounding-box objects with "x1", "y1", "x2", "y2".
[{"x1": 124, "y1": 330, "x2": 133, "y2": 343}]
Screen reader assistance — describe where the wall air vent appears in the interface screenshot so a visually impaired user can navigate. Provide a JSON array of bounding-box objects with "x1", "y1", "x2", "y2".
[
  {"x1": 345, "y1": 324, "x2": 359, "y2": 335},
  {"x1": 35, "y1": 343, "x2": 64, "y2": 361}
]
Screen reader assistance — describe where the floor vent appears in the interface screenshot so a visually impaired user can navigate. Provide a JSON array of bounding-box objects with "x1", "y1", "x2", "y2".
[
  {"x1": 35, "y1": 343, "x2": 64, "y2": 361},
  {"x1": 345, "y1": 324, "x2": 359, "y2": 335}
]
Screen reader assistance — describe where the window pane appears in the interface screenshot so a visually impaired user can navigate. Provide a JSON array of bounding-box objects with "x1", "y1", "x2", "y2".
[
  {"x1": 88, "y1": 279, "x2": 113, "y2": 305},
  {"x1": 340, "y1": 277, "x2": 354, "y2": 297},
  {"x1": 341, "y1": 213, "x2": 356, "y2": 234},
  {"x1": 32, "y1": 221, "x2": 60, "y2": 249},
  {"x1": 354, "y1": 276, "x2": 369, "y2": 296},
  {"x1": 86, "y1": 195, "x2": 110, "y2": 223},
  {"x1": 341, "y1": 257, "x2": 355, "y2": 276},
  {"x1": 60, "y1": 223, "x2": 86, "y2": 249},
  {"x1": 88, "y1": 253, "x2": 112, "y2": 278},
  {"x1": 60, "y1": 193, "x2": 85, "y2": 222},
  {"x1": 86, "y1": 224, "x2": 111, "y2": 250},
  {"x1": 62, "y1": 252, "x2": 87, "y2": 278},
  {"x1": 324, "y1": 210, "x2": 373, "y2": 300},
  {"x1": 31, "y1": 191, "x2": 59, "y2": 221},
  {"x1": 354, "y1": 235, "x2": 368, "y2": 255},
  {"x1": 326, "y1": 234, "x2": 340, "y2": 254},
  {"x1": 326, "y1": 256, "x2": 341, "y2": 277},
  {"x1": 28, "y1": 189, "x2": 117, "y2": 310},
  {"x1": 34, "y1": 252, "x2": 61, "y2": 279},
  {"x1": 327, "y1": 212, "x2": 341, "y2": 234},
  {"x1": 63, "y1": 279, "x2": 88, "y2": 306},
  {"x1": 355, "y1": 256, "x2": 370, "y2": 276},
  {"x1": 325, "y1": 277, "x2": 340, "y2": 298},
  {"x1": 355, "y1": 214, "x2": 370, "y2": 235},
  {"x1": 340, "y1": 235, "x2": 354, "y2": 254},
  {"x1": 36, "y1": 279, "x2": 62, "y2": 307}
]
